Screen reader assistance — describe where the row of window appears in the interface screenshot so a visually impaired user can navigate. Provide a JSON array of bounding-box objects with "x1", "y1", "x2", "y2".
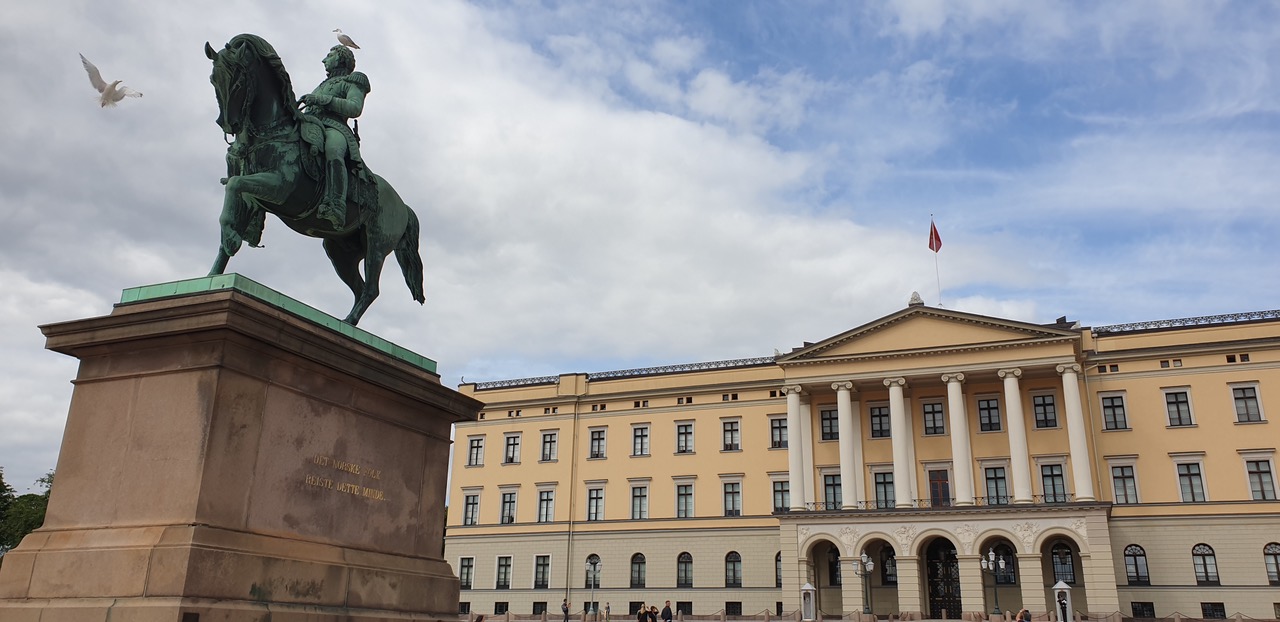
[
  {"x1": 460, "y1": 479, "x2": 741, "y2": 525},
  {"x1": 1109, "y1": 455, "x2": 1277, "y2": 503},
  {"x1": 1101, "y1": 384, "x2": 1265, "y2": 430},
  {"x1": 1122, "y1": 543, "x2": 1280, "y2": 586},
  {"x1": 457, "y1": 551, "x2": 771, "y2": 591},
  {"x1": 462, "y1": 602, "x2": 740, "y2": 617}
]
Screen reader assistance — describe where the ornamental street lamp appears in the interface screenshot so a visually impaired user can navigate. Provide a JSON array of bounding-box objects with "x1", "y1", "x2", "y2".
[
  {"x1": 585, "y1": 560, "x2": 601, "y2": 618},
  {"x1": 979, "y1": 549, "x2": 1007, "y2": 615},
  {"x1": 853, "y1": 552, "x2": 876, "y2": 616}
]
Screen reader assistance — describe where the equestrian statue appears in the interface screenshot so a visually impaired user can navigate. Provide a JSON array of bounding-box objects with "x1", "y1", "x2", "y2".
[{"x1": 205, "y1": 34, "x2": 424, "y2": 325}]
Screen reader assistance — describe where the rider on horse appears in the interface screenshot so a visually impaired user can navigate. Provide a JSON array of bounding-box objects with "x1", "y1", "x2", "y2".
[{"x1": 300, "y1": 45, "x2": 369, "y2": 229}]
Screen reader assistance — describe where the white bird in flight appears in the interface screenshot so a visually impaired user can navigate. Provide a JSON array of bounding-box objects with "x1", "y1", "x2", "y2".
[
  {"x1": 79, "y1": 54, "x2": 142, "y2": 108},
  {"x1": 333, "y1": 29, "x2": 361, "y2": 49}
]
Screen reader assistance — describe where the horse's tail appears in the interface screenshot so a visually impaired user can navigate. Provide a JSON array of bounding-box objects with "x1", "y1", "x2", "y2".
[{"x1": 395, "y1": 207, "x2": 426, "y2": 304}]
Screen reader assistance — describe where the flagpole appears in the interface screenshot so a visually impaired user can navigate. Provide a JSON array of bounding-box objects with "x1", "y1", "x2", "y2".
[{"x1": 931, "y1": 214, "x2": 943, "y2": 306}]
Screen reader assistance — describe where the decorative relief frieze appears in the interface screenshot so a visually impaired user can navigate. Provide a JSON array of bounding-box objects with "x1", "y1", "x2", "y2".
[
  {"x1": 1070, "y1": 518, "x2": 1088, "y2": 544},
  {"x1": 839, "y1": 526, "x2": 861, "y2": 545},
  {"x1": 894, "y1": 524, "x2": 917, "y2": 547},
  {"x1": 798, "y1": 527, "x2": 810, "y2": 540},
  {"x1": 1012, "y1": 521, "x2": 1039, "y2": 547},
  {"x1": 956, "y1": 523, "x2": 978, "y2": 554}
]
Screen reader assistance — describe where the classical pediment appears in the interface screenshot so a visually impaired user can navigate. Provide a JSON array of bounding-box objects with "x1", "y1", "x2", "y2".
[{"x1": 778, "y1": 306, "x2": 1079, "y2": 363}]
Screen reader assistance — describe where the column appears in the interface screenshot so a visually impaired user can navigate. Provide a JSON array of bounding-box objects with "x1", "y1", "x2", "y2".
[
  {"x1": 784, "y1": 385, "x2": 805, "y2": 512},
  {"x1": 942, "y1": 373, "x2": 975, "y2": 505},
  {"x1": 834, "y1": 381, "x2": 863, "y2": 508},
  {"x1": 998, "y1": 368, "x2": 1033, "y2": 504},
  {"x1": 840, "y1": 556, "x2": 865, "y2": 616},
  {"x1": 956, "y1": 554, "x2": 984, "y2": 619},
  {"x1": 801, "y1": 401, "x2": 816, "y2": 507},
  {"x1": 1056, "y1": 364, "x2": 1095, "y2": 502},
  {"x1": 895, "y1": 555, "x2": 923, "y2": 618},
  {"x1": 1016, "y1": 552, "x2": 1047, "y2": 614},
  {"x1": 884, "y1": 377, "x2": 912, "y2": 508}
]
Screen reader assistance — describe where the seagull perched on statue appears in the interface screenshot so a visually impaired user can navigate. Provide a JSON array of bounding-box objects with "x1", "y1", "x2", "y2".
[
  {"x1": 333, "y1": 29, "x2": 361, "y2": 49},
  {"x1": 79, "y1": 54, "x2": 142, "y2": 108}
]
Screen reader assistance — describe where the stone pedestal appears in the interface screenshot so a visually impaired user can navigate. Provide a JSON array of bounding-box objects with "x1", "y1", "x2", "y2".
[{"x1": 0, "y1": 275, "x2": 481, "y2": 622}]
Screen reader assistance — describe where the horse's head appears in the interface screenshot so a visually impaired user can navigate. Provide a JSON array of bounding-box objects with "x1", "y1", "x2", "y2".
[{"x1": 206, "y1": 40, "x2": 251, "y2": 135}]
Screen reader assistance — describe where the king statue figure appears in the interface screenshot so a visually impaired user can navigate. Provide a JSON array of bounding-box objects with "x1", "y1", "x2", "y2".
[{"x1": 300, "y1": 44, "x2": 369, "y2": 229}]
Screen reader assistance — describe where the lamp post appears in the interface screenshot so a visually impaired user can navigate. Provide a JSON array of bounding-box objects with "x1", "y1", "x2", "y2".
[
  {"x1": 585, "y1": 560, "x2": 601, "y2": 619},
  {"x1": 979, "y1": 549, "x2": 1006, "y2": 615},
  {"x1": 853, "y1": 552, "x2": 876, "y2": 616}
]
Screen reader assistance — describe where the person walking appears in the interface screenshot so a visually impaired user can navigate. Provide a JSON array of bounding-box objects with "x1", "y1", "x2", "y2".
[
  {"x1": 605, "y1": 603, "x2": 611, "y2": 622},
  {"x1": 637, "y1": 604, "x2": 648, "y2": 622},
  {"x1": 661, "y1": 601, "x2": 672, "y2": 622},
  {"x1": 562, "y1": 599, "x2": 570, "y2": 622}
]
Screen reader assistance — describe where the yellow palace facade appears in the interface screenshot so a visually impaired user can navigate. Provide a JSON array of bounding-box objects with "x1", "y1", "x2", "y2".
[{"x1": 445, "y1": 301, "x2": 1280, "y2": 620}]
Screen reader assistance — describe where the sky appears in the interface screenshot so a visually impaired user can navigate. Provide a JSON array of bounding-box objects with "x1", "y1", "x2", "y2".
[{"x1": 2, "y1": 0, "x2": 1279, "y2": 493}]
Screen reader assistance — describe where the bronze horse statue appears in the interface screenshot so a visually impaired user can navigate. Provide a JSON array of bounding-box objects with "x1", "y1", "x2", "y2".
[{"x1": 204, "y1": 34, "x2": 424, "y2": 325}]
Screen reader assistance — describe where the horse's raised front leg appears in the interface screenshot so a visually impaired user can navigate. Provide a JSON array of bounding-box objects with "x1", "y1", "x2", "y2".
[{"x1": 208, "y1": 171, "x2": 287, "y2": 275}]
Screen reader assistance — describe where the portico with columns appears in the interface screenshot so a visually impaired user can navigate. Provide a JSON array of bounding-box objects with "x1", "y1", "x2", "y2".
[{"x1": 775, "y1": 302, "x2": 1117, "y2": 619}]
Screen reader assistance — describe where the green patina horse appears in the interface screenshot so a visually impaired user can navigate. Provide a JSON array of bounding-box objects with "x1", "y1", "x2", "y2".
[{"x1": 205, "y1": 34, "x2": 424, "y2": 325}]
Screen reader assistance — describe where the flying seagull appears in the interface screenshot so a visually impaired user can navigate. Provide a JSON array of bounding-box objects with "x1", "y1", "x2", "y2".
[
  {"x1": 79, "y1": 54, "x2": 142, "y2": 108},
  {"x1": 333, "y1": 29, "x2": 361, "y2": 49}
]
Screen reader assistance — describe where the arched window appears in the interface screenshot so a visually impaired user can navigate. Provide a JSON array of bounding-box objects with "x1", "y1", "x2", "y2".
[
  {"x1": 827, "y1": 547, "x2": 842, "y2": 586},
  {"x1": 1263, "y1": 542, "x2": 1280, "y2": 586},
  {"x1": 880, "y1": 547, "x2": 898, "y2": 585},
  {"x1": 776, "y1": 551, "x2": 783, "y2": 588},
  {"x1": 1051, "y1": 542, "x2": 1076, "y2": 584},
  {"x1": 1192, "y1": 544, "x2": 1219, "y2": 585},
  {"x1": 725, "y1": 551, "x2": 743, "y2": 588},
  {"x1": 677, "y1": 552, "x2": 693, "y2": 588},
  {"x1": 1124, "y1": 545, "x2": 1150, "y2": 585},
  {"x1": 630, "y1": 553, "x2": 646, "y2": 588},
  {"x1": 584, "y1": 553, "x2": 601, "y2": 588},
  {"x1": 993, "y1": 543, "x2": 1017, "y2": 585}
]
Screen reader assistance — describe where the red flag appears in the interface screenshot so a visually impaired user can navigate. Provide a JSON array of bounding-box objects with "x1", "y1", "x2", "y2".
[{"x1": 928, "y1": 219, "x2": 942, "y2": 253}]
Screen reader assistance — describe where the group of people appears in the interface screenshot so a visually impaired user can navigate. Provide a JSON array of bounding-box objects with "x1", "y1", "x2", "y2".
[
  {"x1": 633, "y1": 601, "x2": 673, "y2": 622},
  {"x1": 559, "y1": 600, "x2": 673, "y2": 622}
]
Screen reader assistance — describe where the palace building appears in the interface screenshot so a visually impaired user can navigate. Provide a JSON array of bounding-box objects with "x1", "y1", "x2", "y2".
[{"x1": 444, "y1": 300, "x2": 1280, "y2": 620}]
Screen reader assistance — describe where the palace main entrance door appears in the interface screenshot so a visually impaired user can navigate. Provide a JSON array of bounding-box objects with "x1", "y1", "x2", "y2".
[{"x1": 926, "y1": 538, "x2": 962, "y2": 619}]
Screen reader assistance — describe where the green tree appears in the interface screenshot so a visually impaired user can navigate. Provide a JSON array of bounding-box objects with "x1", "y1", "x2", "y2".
[
  {"x1": 0, "y1": 470, "x2": 53, "y2": 551},
  {"x1": 0, "y1": 467, "x2": 15, "y2": 523}
]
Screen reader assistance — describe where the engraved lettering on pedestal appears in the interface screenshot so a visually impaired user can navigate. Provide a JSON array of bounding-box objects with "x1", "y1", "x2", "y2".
[{"x1": 304, "y1": 454, "x2": 387, "y2": 501}]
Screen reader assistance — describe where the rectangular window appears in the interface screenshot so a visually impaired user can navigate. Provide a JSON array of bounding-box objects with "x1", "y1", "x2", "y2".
[
  {"x1": 541, "y1": 432, "x2": 557, "y2": 461},
  {"x1": 770, "y1": 418, "x2": 788, "y2": 449},
  {"x1": 677, "y1": 556, "x2": 693, "y2": 588},
  {"x1": 537, "y1": 490, "x2": 554, "y2": 522},
  {"x1": 1178, "y1": 463, "x2": 1206, "y2": 502},
  {"x1": 467, "y1": 438, "x2": 484, "y2": 466},
  {"x1": 462, "y1": 494, "x2": 479, "y2": 525},
  {"x1": 503, "y1": 434, "x2": 521, "y2": 464},
  {"x1": 1131, "y1": 602, "x2": 1155, "y2": 618},
  {"x1": 823, "y1": 474, "x2": 841, "y2": 508},
  {"x1": 500, "y1": 492, "x2": 517, "y2": 523},
  {"x1": 923, "y1": 402, "x2": 945, "y2": 435},
  {"x1": 677, "y1": 602, "x2": 693, "y2": 616},
  {"x1": 722, "y1": 420, "x2": 741, "y2": 451},
  {"x1": 978, "y1": 398, "x2": 1002, "y2": 432},
  {"x1": 1165, "y1": 390, "x2": 1193, "y2": 426},
  {"x1": 723, "y1": 482, "x2": 742, "y2": 516},
  {"x1": 820, "y1": 409, "x2": 839, "y2": 440},
  {"x1": 1235, "y1": 386, "x2": 1263, "y2": 422},
  {"x1": 773, "y1": 480, "x2": 790, "y2": 512},
  {"x1": 725, "y1": 603, "x2": 743, "y2": 616},
  {"x1": 587, "y1": 488, "x2": 604, "y2": 521},
  {"x1": 631, "y1": 485, "x2": 649, "y2": 519},
  {"x1": 534, "y1": 555, "x2": 550, "y2": 589},
  {"x1": 874, "y1": 472, "x2": 895, "y2": 509},
  {"x1": 676, "y1": 484, "x2": 694, "y2": 518},
  {"x1": 870, "y1": 406, "x2": 891, "y2": 438},
  {"x1": 1247, "y1": 460, "x2": 1278, "y2": 500},
  {"x1": 928, "y1": 469, "x2": 951, "y2": 507},
  {"x1": 459, "y1": 602, "x2": 471, "y2": 614},
  {"x1": 632, "y1": 426, "x2": 650, "y2": 456},
  {"x1": 495, "y1": 602, "x2": 509, "y2": 615},
  {"x1": 458, "y1": 557, "x2": 474, "y2": 589},
  {"x1": 676, "y1": 423, "x2": 694, "y2": 453},
  {"x1": 1041, "y1": 464, "x2": 1068, "y2": 503},
  {"x1": 589, "y1": 429, "x2": 606, "y2": 459},
  {"x1": 1112, "y1": 466, "x2": 1138, "y2": 504},
  {"x1": 533, "y1": 602, "x2": 548, "y2": 615},
  {"x1": 1033, "y1": 394, "x2": 1058, "y2": 428},
  {"x1": 1201, "y1": 603, "x2": 1226, "y2": 620},
  {"x1": 985, "y1": 467, "x2": 1009, "y2": 505},
  {"x1": 1102, "y1": 394, "x2": 1128, "y2": 430},
  {"x1": 496, "y1": 556, "x2": 511, "y2": 589}
]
